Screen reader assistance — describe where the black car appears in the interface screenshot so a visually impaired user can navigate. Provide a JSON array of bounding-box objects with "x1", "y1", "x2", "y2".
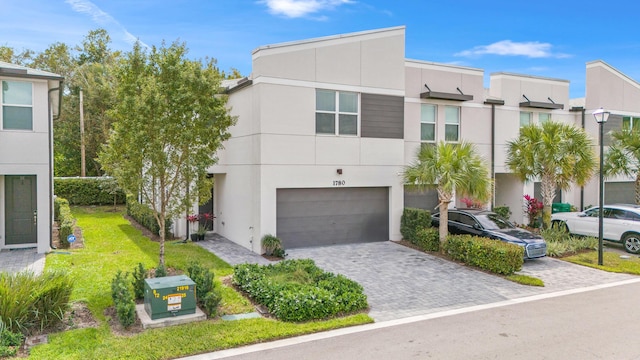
[{"x1": 432, "y1": 209, "x2": 547, "y2": 259}]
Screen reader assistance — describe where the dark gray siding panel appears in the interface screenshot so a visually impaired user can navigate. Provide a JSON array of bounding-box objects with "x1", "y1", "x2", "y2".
[
  {"x1": 361, "y1": 93, "x2": 404, "y2": 139},
  {"x1": 276, "y1": 187, "x2": 389, "y2": 248},
  {"x1": 404, "y1": 185, "x2": 439, "y2": 212},
  {"x1": 604, "y1": 181, "x2": 634, "y2": 205}
]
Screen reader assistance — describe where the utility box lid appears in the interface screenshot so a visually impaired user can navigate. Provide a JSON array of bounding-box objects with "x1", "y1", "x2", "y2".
[{"x1": 144, "y1": 275, "x2": 196, "y2": 320}]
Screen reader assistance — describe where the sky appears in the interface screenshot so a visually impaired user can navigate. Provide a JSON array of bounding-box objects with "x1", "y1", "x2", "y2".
[{"x1": 1, "y1": 0, "x2": 639, "y2": 98}]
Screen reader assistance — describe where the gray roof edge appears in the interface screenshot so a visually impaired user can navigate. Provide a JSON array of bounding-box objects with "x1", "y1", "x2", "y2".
[
  {"x1": 0, "y1": 61, "x2": 64, "y2": 80},
  {"x1": 251, "y1": 26, "x2": 406, "y2": 55},
  {"x1": 490, "y1": 71, "x2": 569, "y2": 83}
]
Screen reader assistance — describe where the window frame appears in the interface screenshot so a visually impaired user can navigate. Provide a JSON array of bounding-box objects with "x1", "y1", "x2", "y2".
[
  {"x1": 420, "y1": 103, "x2": 436, "y2": 142},
  {"x1": 622, "y1": 116, "x2": 640, "y2": 131},
  {"x1": 520, "y1": 111, "x2": 532, "y2": 127},
  {"x1": 538, "y1": 112, "x2": 551, "y2": 124},
  {"x1": 315, "y1": 89, "x2": 359, "y2": 136},
  {"x1": 444, "y1": 105, "x2": 460, "y2": 142},
  {"x1": 1, "y1": 80, "x2": 34, "y2": 131}
]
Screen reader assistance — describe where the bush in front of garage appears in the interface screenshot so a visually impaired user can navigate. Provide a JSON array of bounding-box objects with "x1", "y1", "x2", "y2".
[
  {"x1": 410, "y1": 227, "x2": 440, "y2": 252},
  {"x1": 232, "y1": 259, "x2": 368, "y2": 322},
  {"x1": 443, "y1": 235, "x2": 524, "y2": 275},
  {"x1": 400, "y1": 208, "x2": 432, "y2": 242}
]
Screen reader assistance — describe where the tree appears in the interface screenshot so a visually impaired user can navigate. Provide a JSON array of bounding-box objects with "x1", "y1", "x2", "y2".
[
  {"x1": 604, "y1": 129, "x2": 640, "y2": 204},
  {"x1": 403, "y1": 141, "x2": 491, "y2": 243},
  {"x1": 99, "y1": 41, "x2": 235, "y2": 267},
  {"x1": 506, "y1": 121, "x2": 596, "y2": 228},
  {"x1": 0, "y1": 46, "x2": 33, "y2": 65}
]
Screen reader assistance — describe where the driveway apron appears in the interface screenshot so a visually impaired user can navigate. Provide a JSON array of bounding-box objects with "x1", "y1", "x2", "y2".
[{"x1": 198, "y1": 236, "x2": 635, "y2": 322}]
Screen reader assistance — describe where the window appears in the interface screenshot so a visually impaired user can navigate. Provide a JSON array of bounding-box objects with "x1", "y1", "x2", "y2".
[
  {"x1": 444, "y1": 106, "x2": 459, "y2": 142},
  {"x1": 520, "y1": 112, "x2": 531, "y2": 127},
  {"x1": 315, "y1": 89, "x2": 358, "y2": 135},
  {"x1": 2, "y1": 80, "x2": 33, "y2": 130},
  {"x1": 538, "y1": 113, "x2": 550, "y2": 124},
  {"x1": 622, "y1": 116, "x2": 640, "y2": 131},
  {"x1": 420, "y1": 104, "x2": 436, "y2": 142}
]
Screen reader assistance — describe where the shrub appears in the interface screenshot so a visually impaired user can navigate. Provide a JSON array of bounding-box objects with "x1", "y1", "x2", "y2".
[
  {"x1": 186, "y1": 262, "x2": 222, "y2": 317},
  {"x1": 542, "y1": 227, "x2": 597, "y2": 257},
  {"x1": 400, "y1": 208, "x2": 432, "y2": 242},
  {"x1": 523, "y1": 194, "x2": 543, "y2": 228},
  {"x1": 233, "y1": 259, "x2": 367, "y2": 322},
  {"x1": 126, "y1": 195, "x2": 172, "y2": 237},
  {"x1": 493, "y1": 206, "x2": 512, "y2": 220},
  {"x1": 0, "y1": 270, "x2": 74, "y2": 334},
  {"x1": 55, "y1": 197, "x2": 75, "y2": 248},
  {"x1": 154, "y1": 263, "x2": 167, "y2": 278},
  {"x1": 54, "y1": 177, "x2": 126, "y2": 206},
  {"x1": 443, "y1": 235, "x2": 524, "y2": 275},
  {"x1": 261, "y1": 234, "x2": 283, "y2": 256},
  {"x1": 412, "y1": 227, "x2": 440, "y2": 252},
  {"x1": 131, "y1": 263, "x2": 147, "y2": 300},
  {"x1": 110, "y1": 271, "x2": 136, "y2": 328}
]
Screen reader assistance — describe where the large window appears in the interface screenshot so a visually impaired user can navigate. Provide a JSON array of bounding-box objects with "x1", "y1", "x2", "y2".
[
  {"x1": 623, "y1": 116, "x2": 640, "y2": 131},
  {"x1": 444, "y1": 105, "x2": 459, "y2": 142},
  {"x1": 420, "y1": 104, "x2": 436, "y2": 142},
  {"x1": 538, "y1": 113, "x2": 550, "y2": 124},
  {"x1": 316, "y1": 89, "x2": 358, "y2": 135},
  {"x1": 520, "y1": 112, "x2": 531, "y2": 127},
  {"x1": 2, "y1": 80, "x2": 33, "y2": 130}
]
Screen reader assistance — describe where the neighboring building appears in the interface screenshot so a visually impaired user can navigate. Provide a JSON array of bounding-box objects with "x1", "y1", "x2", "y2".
[
  {"x1": 184, "y1": 27, "x2": 640, "y2": 253},
  {"x1": 0, "y1": 62, "x2": 63, "y2": 253}
]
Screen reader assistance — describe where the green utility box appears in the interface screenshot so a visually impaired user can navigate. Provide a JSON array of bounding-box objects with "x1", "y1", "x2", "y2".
[
  {"x1": 552, "y1": 203, "x2": 572, "y2": 214},
  {"x1": 144, "y1": 275, "x2": 196, "y2": 320}
]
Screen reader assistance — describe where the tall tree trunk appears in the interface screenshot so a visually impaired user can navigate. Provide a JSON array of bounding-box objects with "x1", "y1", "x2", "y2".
[
  {"x1": 540, "y1": 175, "x2": 555, "y2": 229},
  {"x1": 437, "y1": 189, "x2": 452, "y2": 243},
  {"x1": 159, "y1": 216, "x2": 165, "y2": 267}
]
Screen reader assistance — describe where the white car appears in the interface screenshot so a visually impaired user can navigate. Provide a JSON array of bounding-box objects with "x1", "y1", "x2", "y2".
[{"x1": 551, "y1": 204, "x2": 640, "y2": 254}]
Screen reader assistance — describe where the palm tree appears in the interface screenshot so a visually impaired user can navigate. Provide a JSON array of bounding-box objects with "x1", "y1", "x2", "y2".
[
  {"x1": 604, "y1": 129, "x2": 640, "y2": 204},
  {"x1": 403, "y1": 141, "x2": 491, "y2": 243},
  {"x1": 506, "y1": 121, "x2": 596, "y2": 228}
]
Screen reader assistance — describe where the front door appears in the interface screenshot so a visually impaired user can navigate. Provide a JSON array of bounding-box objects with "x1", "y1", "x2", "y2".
[{"x1": 5, "y1": 175, "x2": 37, "y2": 245}]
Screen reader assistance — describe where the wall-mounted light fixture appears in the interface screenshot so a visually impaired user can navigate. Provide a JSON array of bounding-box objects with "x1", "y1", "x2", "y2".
[{"x1": 336, "y1": 169, "x2": 343, "y2": 175}]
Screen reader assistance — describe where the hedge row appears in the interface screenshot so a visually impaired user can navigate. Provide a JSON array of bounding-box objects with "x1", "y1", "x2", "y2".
[
  {"x1": 411, "y1": 227, "x2": 440, "y2": 252},
  {"x1": 54, "y1": 197, "x2": 74, "y2": 248},
  {"x1": 443, "y1": 235, "x2": 524, "y2": 275},
  {"x1": 54, "y1": 177, "x2": 126, "y2": 205},
  {"x1": 233, "y1": 259, "x2": 368, "y2": 322},
  {"x1": 400, "y1": 208, "x2": 432, "y2": 242},
  {"x1": 126, "y1": 196, "x2": 172, "y2": 237}
]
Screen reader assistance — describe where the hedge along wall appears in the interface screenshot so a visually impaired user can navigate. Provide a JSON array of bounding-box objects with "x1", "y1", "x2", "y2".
[{"x1": 54, "y1": 177, "x2": 126, "y2": 205}]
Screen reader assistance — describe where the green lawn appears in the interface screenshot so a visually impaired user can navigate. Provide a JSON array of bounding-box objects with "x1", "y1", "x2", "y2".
[
  {"x1": 562, "y1": 251, "x2": 640, "y2": 275},
  {"x1": 30, "y1": 206, "x2": 372, "y2": 359}
]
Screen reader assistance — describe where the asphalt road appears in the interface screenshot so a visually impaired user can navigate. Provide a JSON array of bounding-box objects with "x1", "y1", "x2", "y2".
[{"x1": 188, "y1": 279, "x2": 640, "y2": 360}]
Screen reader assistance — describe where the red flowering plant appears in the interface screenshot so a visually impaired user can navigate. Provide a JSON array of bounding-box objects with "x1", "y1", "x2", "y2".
[
  {"x1": 186, "y1": 214, "x2": 199, "y2": 224},
  {"x1": 460, "y1": 197, "x2": 484, "y2": 209},
  {"x1": 200, "y1": 212, "x2": 215, "y2": 230},
  {"x1": 523, "y1": 195, "x2": 543, "y2": 228}
]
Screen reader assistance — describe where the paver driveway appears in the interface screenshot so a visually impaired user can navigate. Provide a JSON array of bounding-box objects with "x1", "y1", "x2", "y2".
[{"x1": 285, "y1": 241, "x2": 634, "y2": 322}]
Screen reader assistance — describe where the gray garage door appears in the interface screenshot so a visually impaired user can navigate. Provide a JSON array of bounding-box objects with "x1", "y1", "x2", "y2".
[
  {"x1": 276, "y1": 187, "x2": 389, "y2": 248},
  {"x1": 605, "y1": 181, "x2": 634, "y2": 205}
]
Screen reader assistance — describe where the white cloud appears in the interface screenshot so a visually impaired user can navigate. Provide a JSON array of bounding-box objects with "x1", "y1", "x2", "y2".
[
  {"x1": 260, "y1": 0, "x2": 353, "y2": 18},
  {"x1": 65, "y1": 0, "x2": 148, "y2": 48},
  {"x1": 455, "y1": 40, "x2": 570, "y2": 58}
]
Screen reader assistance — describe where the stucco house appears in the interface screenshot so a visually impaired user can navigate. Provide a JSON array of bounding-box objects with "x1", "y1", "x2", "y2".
[
  {"x1": 0, "y1": 61, "x2": 63, "y2": 253},
  {"x1": 171, "y1": 26, "x2": 640, "y2": 254}
]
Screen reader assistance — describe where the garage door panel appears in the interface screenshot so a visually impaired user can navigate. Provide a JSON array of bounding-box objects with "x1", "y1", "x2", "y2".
[
  {"x1": 277, "y1": 187, "x2": 389, "y2": 248},
  {"x1": 605, "y1": 182, "x2": 634, "y2": 205}
]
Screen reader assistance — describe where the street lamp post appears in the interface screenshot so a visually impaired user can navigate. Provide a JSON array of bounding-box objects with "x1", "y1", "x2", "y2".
[{"x1": 593, "y1": 107, "x2": 610, "y2": 266}]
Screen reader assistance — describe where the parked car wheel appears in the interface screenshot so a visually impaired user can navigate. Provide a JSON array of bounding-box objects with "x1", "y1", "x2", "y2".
[
  {"x1": 551, "y1": 220, "x2": 569, "y2": 232},
  {"x1": 623, "y1": 233, "x2": 640, "y2": 254}
]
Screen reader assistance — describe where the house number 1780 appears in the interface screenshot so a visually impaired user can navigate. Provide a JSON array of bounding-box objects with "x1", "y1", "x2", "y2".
[{"x1": 333, "y1": 180, "x2": 346, "y2": 186}]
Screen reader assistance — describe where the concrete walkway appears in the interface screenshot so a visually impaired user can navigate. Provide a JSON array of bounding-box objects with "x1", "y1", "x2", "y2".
[
  {"x1": 196, "y1": 235, "x2": 635, "y2": 322},
  {"x1": 0, "y1": 248, "x2": 46, "y2": 275}
]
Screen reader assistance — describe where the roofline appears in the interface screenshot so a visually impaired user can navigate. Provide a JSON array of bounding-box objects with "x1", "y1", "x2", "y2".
[
  {"x1": 490, "y1": 71, "x2": 569, "y2": 84},
  {"x1": 252, "y1": 26, "x2": 405, "y2": 56},
  {"x1": 405, "y1": 59, "x2": 484, "y2": 74},
  {"x1": 0, "y1": 61, "x2": 64, "y2": 81},
  {"x1": 587, "y1": 60, "x2": 640, "y2": 90}
]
